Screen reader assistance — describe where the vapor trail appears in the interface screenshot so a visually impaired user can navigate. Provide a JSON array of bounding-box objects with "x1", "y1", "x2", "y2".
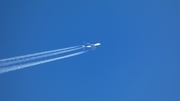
[
  {"x1": 0, "y1": 47, "x2": 82, "y2": 67},
  {"x1": 0, "y1": 45, "x2": 80, "y2": 63},
  {"x1": 0, "y1": 51, "x2": 86, "y2": 74}
]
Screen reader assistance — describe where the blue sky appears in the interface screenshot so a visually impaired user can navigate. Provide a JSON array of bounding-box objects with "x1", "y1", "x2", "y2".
[{"x1": 0, "y1": 0, "x2": 180, "y2": 101}]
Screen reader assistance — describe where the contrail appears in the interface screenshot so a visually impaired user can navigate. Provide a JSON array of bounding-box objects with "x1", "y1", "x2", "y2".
[
  {"x1": 0, "y1": 47, "x2": 82, "y2": 67},
  {"x1": 0, "y1": 51, "x2": 86, "y2": 74},
  {"x1": 0, "y1": 45, "x2": 80, "y2": 63}
]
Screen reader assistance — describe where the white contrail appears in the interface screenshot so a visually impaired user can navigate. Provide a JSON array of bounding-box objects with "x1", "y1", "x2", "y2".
[
  {"x1": 0, "y1": 51, "x2": 86, "y2": 74},
  {"x1": 0, "y1": 45, "x2": 80, "y2": 63},
  {"x1": 0, "y1": 47, "x2": 82, "y2": 67}
]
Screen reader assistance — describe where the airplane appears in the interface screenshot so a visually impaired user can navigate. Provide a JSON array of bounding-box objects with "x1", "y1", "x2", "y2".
[{"x1": 82, "y1": 42, "x2": 101, "y2": 50}]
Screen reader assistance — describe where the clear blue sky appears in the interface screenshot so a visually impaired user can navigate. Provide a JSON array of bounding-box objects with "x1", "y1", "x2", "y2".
[{"x1": 0, "y1": 0, "x2": 180, "y2": 101}]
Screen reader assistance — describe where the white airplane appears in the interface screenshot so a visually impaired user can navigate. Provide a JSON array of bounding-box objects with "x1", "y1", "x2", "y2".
[{"x1": 82, "y1": 42, "x2": 101, "y2": 50}]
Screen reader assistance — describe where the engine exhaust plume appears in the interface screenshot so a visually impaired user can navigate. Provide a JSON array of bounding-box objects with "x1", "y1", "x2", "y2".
[
  {"x1": 0, "y1": 51, "x2": 86, "y2": 74},
  {"x1": 0, "y1": 45, "x2": 80, "y2": 63},
  {"x1": 0, "y1": 47, "x2": 82, "y2": 67}
]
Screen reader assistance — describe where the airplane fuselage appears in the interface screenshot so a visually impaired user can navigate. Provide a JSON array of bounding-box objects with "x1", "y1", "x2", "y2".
[{"x1": 82, "y1": 42, "x2": 101, "y2": 50}]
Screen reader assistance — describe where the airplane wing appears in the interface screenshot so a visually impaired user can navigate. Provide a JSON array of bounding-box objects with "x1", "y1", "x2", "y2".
[{"x1": 83, "y1": 42, "x2": 90, "y2": 45}]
